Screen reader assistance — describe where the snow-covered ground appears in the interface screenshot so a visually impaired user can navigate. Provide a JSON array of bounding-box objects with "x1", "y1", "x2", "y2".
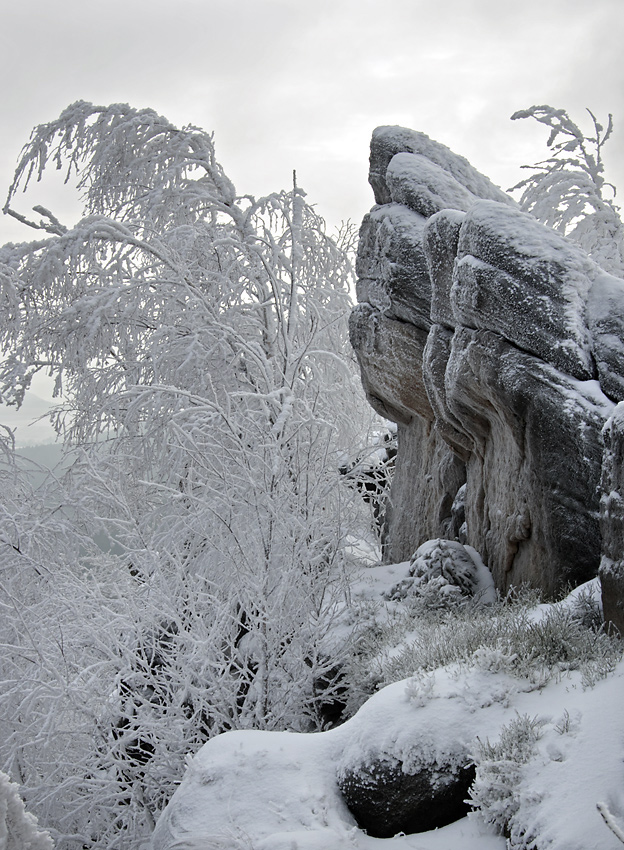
[{"x1": 151, "y1": 561, "x2": 624, "y2": 850}]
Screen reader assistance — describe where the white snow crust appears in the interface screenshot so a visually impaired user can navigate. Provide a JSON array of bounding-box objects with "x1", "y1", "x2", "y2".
[
  {"x1": 0, "y1": 771, "x2": 54, "y2": 850},
  {"x1": 607, "y1": 400, "x2": 624, "y2": 432}
]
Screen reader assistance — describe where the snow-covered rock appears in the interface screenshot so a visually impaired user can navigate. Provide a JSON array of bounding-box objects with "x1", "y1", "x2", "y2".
[
  {"x1": 385, "y1": 152, "x2": 479, "y2": 219},
  {"x1": 338, "y1": 703, "x2": 475, "y2": 837},
  {"x1": 351, "y1": 125, "x2": 623, "y2": 597},
  {"x1": 151, "y1": 650, "x2": 624, "y2": 850},
  {"x1": 436, "y1": 327, "x2": 609, "y2": 593},
  {"x1": 452, "y1": 200, "x2": 594, "y2": 380},
  {"x1": 423, "y1": 208, "x2": 465, "y2": 328},
  {"x1": 368, "y1": 126, "x2": 516, "y2": 210},
  {"x1": 356, "y1": 204, "x2": 431, "y2": 331},
  {"x1": 587, "y1": 267, "x2": 624, "y2": 401}
]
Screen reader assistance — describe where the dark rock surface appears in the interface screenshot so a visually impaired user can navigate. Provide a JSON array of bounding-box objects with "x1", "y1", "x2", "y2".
[
  {"x1": 587, "y1": 270, "x2": 624, "y2": 402},
  {"x1": 600, "y1": 403, "x2": 624, "y2": 632},
  {"x1": 423, "y1": 208, "x2": 465, "y2": 328},
  {"x1": 382, "y1": 420, "x2": 466, "y2": 559},
  {"x1": 356, "y1": 204, "x2": 431, "y2": 330},
  {"x1": 349, "y1": 303, "x2": 432, "y2": 425},
  {"x1": 439, "y1": 326, "x2": 610, "y2": 593},
  {"x1": 338, "y1": 755, "x2": 475, "y2": 838},
  {"x1": 351, "y1": 125, "x2": 624, "y2": 597}
]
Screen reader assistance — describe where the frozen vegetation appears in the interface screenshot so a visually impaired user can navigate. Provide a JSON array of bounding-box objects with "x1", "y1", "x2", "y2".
[
  {"x1": 152, "y1": 565, "x2": 624, "y2": 850},
  {"x1": 1, "y1": 104, "x2": 624, "y2": 849}
]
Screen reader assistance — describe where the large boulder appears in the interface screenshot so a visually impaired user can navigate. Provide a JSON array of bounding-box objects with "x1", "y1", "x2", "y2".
[
  {"x1": 356, "y1": 204, "x2": 431, "y2": 330},
  {"x1": 351, "y1": 125, "x2": 624, "y2": 597},
  {"x1": 333, "y1": 666, "x2": 529, "y2": 840},
  {"x1": 451, "y1": 200, "x2": 594, "y2": 380},
  {"x1": 438, "y1": 326, "x2": 609, "y2": 594},
  {"x1": 587, "y1": 269, "x2": 624, "y2": 401}
]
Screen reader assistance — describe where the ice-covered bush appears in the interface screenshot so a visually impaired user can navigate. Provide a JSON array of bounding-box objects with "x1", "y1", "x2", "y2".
[
  {"x1": 511, "y1": 105, "x2": 624, "y2": 276},
  {"x1": 468, "y1": 713, "x2": 544, "y2": 847},
  {"x1": 385, "y1": 539, "x2": 494, "y2": 609},
  {"x1": 0, "y1": 102, "x2": 373, "y2": 850}
]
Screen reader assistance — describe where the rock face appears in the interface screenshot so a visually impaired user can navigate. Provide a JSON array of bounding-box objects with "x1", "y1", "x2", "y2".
[
  {"x1": 351, "y1": 125, "x2": 624, "y2": 598},
  {"x1": 600, "y1": 403, "x2": 624, "y2": 632}
]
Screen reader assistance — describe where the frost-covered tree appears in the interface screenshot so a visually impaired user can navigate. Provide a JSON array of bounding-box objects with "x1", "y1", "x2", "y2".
[
  {"x1": 0, "y1": 102, "x2": 373, "y2": 849},
  {"x1": 511, "y1": 105, "x2": 624, "y2": 276}
]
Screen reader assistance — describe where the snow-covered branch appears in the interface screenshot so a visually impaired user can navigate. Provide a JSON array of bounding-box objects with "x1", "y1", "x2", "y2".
[{"x1": 511, "y1": 105, "x2": 624, "y2": 277}]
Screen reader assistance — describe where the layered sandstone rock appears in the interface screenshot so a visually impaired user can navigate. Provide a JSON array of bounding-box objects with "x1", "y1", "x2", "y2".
[
  {"x1": 600, "y1": 404, "x2": 624, "y2": 631},
  {"x1": 351, "y1": 126, "x2": 624, "y2": 598}
]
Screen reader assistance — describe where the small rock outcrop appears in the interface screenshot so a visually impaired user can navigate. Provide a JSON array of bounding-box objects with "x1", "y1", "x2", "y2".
[{"x1": 352, "y1": 125, "x2": 624, "y2": 598}]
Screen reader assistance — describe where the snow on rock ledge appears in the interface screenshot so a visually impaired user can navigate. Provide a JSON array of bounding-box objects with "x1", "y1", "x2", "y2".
[{"x1": 368, "y1": 126, "x2": 516, "y2": 210}]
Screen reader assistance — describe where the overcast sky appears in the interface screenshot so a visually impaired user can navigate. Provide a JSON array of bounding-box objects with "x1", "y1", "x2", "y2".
[{"x1": 1, "y1": 0, "x2": 623, "y2": 441}]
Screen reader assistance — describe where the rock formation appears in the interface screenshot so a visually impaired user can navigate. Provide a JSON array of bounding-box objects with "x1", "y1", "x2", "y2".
[
  {"x1": 351, "y1": 126, "x2": 624, "y2": 599},
  {"x1": 600, "y1": 403, "x2": 624, "y2": 632}
]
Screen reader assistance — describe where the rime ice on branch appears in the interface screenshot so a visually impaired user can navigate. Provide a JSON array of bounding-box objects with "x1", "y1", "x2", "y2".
[{"x1": 0, "y1": 102, "x2": 373, "y2": 849}]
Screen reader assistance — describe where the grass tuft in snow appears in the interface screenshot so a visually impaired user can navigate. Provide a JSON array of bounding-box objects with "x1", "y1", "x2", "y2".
[{"x1": 345, "y1": 582, "x2": 622, "y2": 713}]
